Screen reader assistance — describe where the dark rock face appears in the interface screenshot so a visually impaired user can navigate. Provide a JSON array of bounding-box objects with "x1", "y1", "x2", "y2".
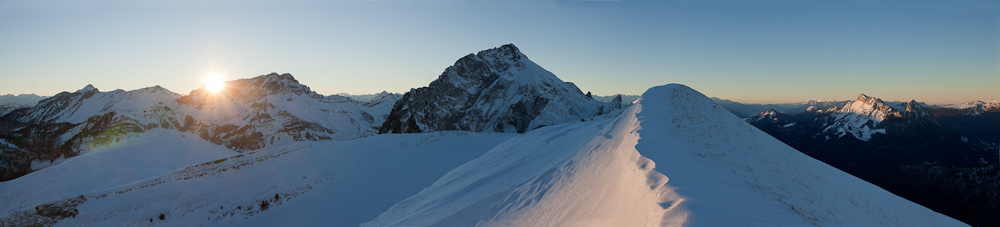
[
  {"x1": 380, "y1": 44, "x2": 617, "y2": 134},
  {"x1": 0, "y1": 195, "x2": 86, "y2": 226},
  {"x1": 929, "y1": 102, "x2": 1000, "y2": 150},
  {"x1": 893, "y1": 162, "x2": 1000, "y2": 227},
  {"x1": 743, "y1": 94, "x2": 999, "y2": 226}
]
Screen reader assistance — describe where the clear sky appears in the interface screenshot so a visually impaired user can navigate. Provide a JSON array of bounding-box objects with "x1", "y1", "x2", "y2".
[{"x1": 1, "y1": 0, "x2": 997, "y2": 105}]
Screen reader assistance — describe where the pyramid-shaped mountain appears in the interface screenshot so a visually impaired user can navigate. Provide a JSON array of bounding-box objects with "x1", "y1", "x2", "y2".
[{"x1": 380, "y1": 44, "x2": 621, "y2": 134}]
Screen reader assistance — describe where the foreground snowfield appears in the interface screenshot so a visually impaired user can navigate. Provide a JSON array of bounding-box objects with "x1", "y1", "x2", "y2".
[{"x1": 0, "y1": 84, "x2": 963, "y2": 226}]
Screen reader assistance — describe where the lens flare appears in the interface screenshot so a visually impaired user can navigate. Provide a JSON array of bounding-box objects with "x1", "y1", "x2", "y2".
[{"x1": 204, "y1": 73, "x2": 225, "y2": 93}]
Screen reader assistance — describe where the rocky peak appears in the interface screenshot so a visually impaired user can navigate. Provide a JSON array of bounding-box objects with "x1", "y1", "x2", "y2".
[
  {"x1": 610, "y1": 94, "x2": 623, "y2": 109},
  {"x1": 838, "y1": 93, "x2": 905, "y2": 122},
  {"x1": 77, "y1": 84, "x2": 98, "y2": 93},
  {"x1": 380, "y1": 44, "x2": 610, "y2": 134}
]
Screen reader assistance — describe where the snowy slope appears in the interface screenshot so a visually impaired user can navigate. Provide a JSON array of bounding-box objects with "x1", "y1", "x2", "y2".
[
  {"x1": 366, "y1": 84, "x2": 963, "y2": 226},
  {"x1": 0, "y1": 129, "x2": 238, "y2": 216},
  {"x1": 0, "y1": 131, "x2": 515, "y2": 226}
]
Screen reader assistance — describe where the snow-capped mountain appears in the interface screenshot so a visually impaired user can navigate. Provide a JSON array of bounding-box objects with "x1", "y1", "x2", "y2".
[
  {"x1": 0, "y1": 94, "x2": 47, "y2": 117},
  {"x1": 380, "y1": 44, "x2": 623, "y2": 134},
  {"x1": 743, "y1": 93, "x2": 998, "y2": 226},
  {"x1": 0, "y1": 84, "x2": 964, "y2": 226},
  {"x1": 814, "y1": 94, "x2": 938, "y2": 141},
  {"x1": 744, "y1": 108, "x2": 796, "y2": 132},
  {"x1": 0, "y1": 73, "x2": 399, "y2": 182},
  {"x1": 745, "y1": 108, "x2": 792, "y2": 125}
]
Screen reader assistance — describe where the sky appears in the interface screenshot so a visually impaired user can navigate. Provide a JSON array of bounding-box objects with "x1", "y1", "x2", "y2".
[{"x1": 0, "y1": 0, "x2": 997, "y2": 105}]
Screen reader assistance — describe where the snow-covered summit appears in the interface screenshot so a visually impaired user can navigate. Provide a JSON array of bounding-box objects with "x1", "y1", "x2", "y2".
[
  {"x1": 816, "y1": 93, "x2": 937, "y2": 141},
  {"x1": 841, "y1": 93, "x2": 905, "y2": 122},
  {"x1": 745, "y1": 108, "x2": 793, "y2": 125},
  {"x1": 380, "y1": 44, "x2": 620, "y2": 134},
  {"x1": 76, "y1": 84, "x2": 98, "y2": 93}
]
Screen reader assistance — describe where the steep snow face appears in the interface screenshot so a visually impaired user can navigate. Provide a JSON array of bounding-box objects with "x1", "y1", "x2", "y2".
[
  {"x1": 367, "y1": 84, "x2": 963, "y2": 226},
  {"x1": 0, "y1": 94, "x2": 47, "y2": 117},
  {"x1": 380, "y1": 44, "x2": 619, "y2": 134},
  {"x1": 819, "y1": 94, "x2": 937, "y2": 141},
  {"x1": 940, "y1": 100, "x2": 1000, "y2": 115}
]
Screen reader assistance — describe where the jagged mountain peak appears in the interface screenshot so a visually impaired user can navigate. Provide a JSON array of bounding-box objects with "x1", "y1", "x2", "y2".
[
  {"x1": 380, "y1": 45, "x2": 619, "y2": 134},
  {"x1": 816, "y1": 94, "x2": 941, "y2": 141},
  {"x1": 838, "y1": 94, "x2": 905, "y2": 122}
]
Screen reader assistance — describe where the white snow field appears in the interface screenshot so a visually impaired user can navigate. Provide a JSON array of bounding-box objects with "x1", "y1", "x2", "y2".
[
  {"x1": 0, "y1": 129, "x2": 238, "y2": 216},
  {"x1": 0, "y1": 84, "x2": 963, "y2": 226},
  {"x1": 0, "y1": 131, "x2": 515, "y2": 226}
]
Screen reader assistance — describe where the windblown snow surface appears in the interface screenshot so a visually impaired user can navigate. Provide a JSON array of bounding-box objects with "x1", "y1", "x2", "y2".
[
  {"x1": 0, "y1": 84, "x2": 962, "y2": 226},
  {"x1": 366, "y1": 84, "x2": 963, "y2": 226}
]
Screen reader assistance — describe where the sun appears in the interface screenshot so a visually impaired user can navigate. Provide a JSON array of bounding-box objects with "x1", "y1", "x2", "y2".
[{"x1": 204, "y1": 73, "x2": 225, "y2": 93}]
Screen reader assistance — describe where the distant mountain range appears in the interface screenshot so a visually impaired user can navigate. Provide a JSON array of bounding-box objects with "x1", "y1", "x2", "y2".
[
  {"x1": 0, "y1": 73, "x2": 403, "y2": 181},
  {"x1": 0, "y1": 94, "x2": 47, "y2": 117},
  {"x1": 736, "y1": 95, "x2": 999, "y2": 226}
]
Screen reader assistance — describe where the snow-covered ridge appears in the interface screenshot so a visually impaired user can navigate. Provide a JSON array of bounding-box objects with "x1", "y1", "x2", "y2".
[
  {"x1": 367, "y1": 84, "x2": 964, "y2": 226},
  {"x1": 1, "y1": 83, "x2": 961, "y2": 226},
  {"x1": 12, "y1": 84, "x2": 179, "y2": 125}
]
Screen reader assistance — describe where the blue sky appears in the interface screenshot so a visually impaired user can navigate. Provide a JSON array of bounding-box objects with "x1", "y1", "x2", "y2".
[{"x1": 0, "y1": 0, "x2": 996, "y2": 104}]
